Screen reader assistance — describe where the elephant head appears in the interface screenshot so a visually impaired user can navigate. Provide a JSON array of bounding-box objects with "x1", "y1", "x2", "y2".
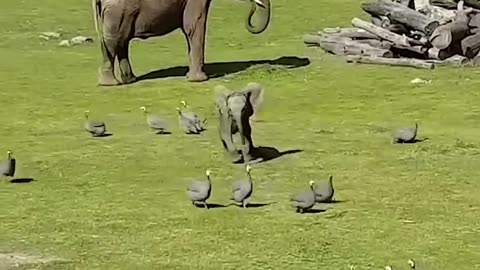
[
  {"x1": 245, "y1": 0, "x2": 271, "y2": 34},
  {"x1": 214, "y1": 83, "x2": 265, "y2": 164}
]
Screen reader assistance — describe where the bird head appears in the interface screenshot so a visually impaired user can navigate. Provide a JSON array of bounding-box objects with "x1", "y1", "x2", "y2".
[
  {"x1": 84, "y1": 110, "x2": 90, "y2": 119},
  {"x1": 407, "y1": 259, "x2": 415, "y2": 269},
  {"x1": 328, "y1": 175, "x2": 333, "y2": 182},
  {"x1": 7, "y1": 150, "x2": 12, "y2": 157},
  {"x1": 385, "y1": 266, "x2": 393, "y2": 270},
  {"x1": 180, "y1": 100, "x2": 187, "y2": 108},
  {"x1": 140, "y1": 106, "x2": 147, "y2": 113},
  {"x1": 309, "y1": 180, "x2": 315, "y2": 187},
  {"x1": 205, "y1": 169, "x2": 211, "y2": 177},
  {"x1": 176, "y1": 107, "x2": 182, "y2": 114},
  {"x1": 245, "y1": 164, "x2": 252, "y2": 173}
]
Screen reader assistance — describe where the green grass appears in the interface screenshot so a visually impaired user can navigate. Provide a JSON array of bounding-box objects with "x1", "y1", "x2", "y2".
[{"x1": 1, "y1": 0, "x2": 480, "y2": 269}]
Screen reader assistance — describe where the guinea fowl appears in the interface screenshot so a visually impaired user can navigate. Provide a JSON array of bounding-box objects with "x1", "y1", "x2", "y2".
[
  {"x1": 84, "y1": 110, "x2": 106, "y2": 137},
  {"x1": 290, "y1": 180, "x2": 316, "y2": 213},
  {"x1": 393, "y1": 121, "x2": 418, "y2": 143},
  {"x1": 187, "y1": 169, "x2": 212, "y2": 209},
  {"x1": 179, "y1": 100, "x2": 207, "y2": 132},
  {"x1": 176, "y1": 107, "x2": 205, "y2": 134},
  {"x1": 230, "y1": 164, "x2": 254, "y2": 208},
  {"x1": 0, "y1": 150, "x2": 16, "y2": 182},
  {"x1": 408, "y1": 259, "x2": 416, "y2": 269},
  {"x1": 314, "y1": 175, "x2": 334, "y2": 203},
  {"x1": 140, "y1": 106, "x2": 169, "y2": 134}
]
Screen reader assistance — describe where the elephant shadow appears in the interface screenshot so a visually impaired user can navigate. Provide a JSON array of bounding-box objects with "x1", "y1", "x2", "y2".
[
  {"x1": 235, "y1": 146, "x2": 303, "y2": 164},
  {"x1": 137, "y1": 56, "x2": 310, "y2": 82}
]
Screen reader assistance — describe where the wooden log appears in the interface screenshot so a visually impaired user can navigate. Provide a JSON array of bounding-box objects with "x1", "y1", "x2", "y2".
[
  {"x1": 345, "y1": 55, "x2": 435, "y2": 69},
  {"x1": 318, "y1": 27, "x2": 379, "y2": 39},
  {"x1": 393, "y1": 44, "x2": 429, "y2": 55},
  {"x1": 431, "y1": 0, "x2": 459, "y2": 9},
  {"x1": 455, "y1": 0, "x2": 480, "y2": 9},
  {"x1": 429, "y1": 1, "x2": 471, "y2": 49},
  {"x1": 414, "y1": 0, "x2": 431, "y2": 10},
  {"x1": 419, "y1": 5, "x2": 457, "y2": 23},
  {"x1": 468, "y1": 13, "x2": 480, "y2": 30},
  {"x1": 461, "y1": 32, "x2": 480, "y2": 57},
  {"x1": 425, "y1": 54, "x2": 470, "y2": 65},
  {"x1": 318, "y1": 37, "x2": 395, "y2": 57},
  {"x1": 372, "y1": 15, "x2": 411, "y2": 34},
  {"x1": 355, "y1": 39, "x2": 393, "y2": 49},
  {"x1": 361, "y1": 0, "x2": 440, "y2": 34},
  {"x1": 352, "y1": 17, "x2": 411, "y2": 46},
  {"x1": 303, "y1": 34, "x2": 327, "y2": 46}
]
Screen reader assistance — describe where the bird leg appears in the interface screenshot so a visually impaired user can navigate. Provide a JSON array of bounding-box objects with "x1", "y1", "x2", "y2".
[
  {"x1": 203, "y1": 202, "x2": 209, "y2": 209},
  {"x1": 242, "y1": 201, "x2": 247, "y2": 208}
]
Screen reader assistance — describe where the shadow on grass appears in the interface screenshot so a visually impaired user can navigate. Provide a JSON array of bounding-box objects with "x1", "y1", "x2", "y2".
[
  {"x1": 137, "y1": 56, "x2": 311, "y2": 82},
  {"x1": 394, "y1": 137, "x2": 429, "y2": 144},
  {"x1": 93, "y1": 133, "x2": 113, "y2": 138},
  {"x1": 10, "y1": 178, "x2": 36, "y2": 184},
  {"x1": 229, "y1": 202, "x2": 275, "y2": 208},
  {"x1": 193, "y1": 203, "x2": 227, "y2": 209},
  {"x1": 155, "y1": 131, "x2": 172, "y2": 135},
  {"x1": 298, "y1": 209, "x2": 327, "y2": 214},
  {"x1": 233, "y1": 147, "x2": 303, "y2": 164}
]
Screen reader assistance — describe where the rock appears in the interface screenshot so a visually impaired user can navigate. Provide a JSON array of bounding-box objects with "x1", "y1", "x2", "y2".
[
  {"x1": 40, "y1": 32, "x2": 61, "y2": 39},
  {"x1": 410, "y1": 77, "x2": 432, "y2": 85},
  {"x1": 70, "y1": 36, "x2": 94, "y2": 45},
  {"x1": 59, "y1": 40, "x2": 71, "y2": 47}
]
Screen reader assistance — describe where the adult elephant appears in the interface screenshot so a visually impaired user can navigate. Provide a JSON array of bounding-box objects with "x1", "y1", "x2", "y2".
[{"x1": 92, "y1": 0, "x2": 271, "y2": 86}]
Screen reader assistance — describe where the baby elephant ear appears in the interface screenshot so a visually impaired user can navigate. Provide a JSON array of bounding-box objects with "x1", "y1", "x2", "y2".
[
  {"x1": 214, "y1": 85, "x2": 230, "y2": 111},
  {"x1": 243, "y1": 82, "x2": 264, "y2": 113}
]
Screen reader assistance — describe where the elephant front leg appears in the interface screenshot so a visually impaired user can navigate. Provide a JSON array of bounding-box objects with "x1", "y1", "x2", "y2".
[
  {"x1": 117, "y1": 42, "x2": 136, "y2": 84},
  {"x1": 97, "y1": 38, "x2": 120, "y2": 86},
  {"x1": 219, "y1": 116, "x2": 242, "y2": 163},
  {"x1": 183, "y1": 2, "x2": 209, "y2": 82}
]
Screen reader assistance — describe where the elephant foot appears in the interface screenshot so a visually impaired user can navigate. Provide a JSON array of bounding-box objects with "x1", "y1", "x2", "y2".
[
  {"x1": 97, "y1": 69, "x2": 120, "y2": 86},
  {"x1": 230, "y1": 153, "x2": 244, "y2": 164},
  {"x1": 120, "y1": 74, "x2": 137, "y2": 85},
  {"x1": 187, "y1": 71, "x2": 208, "y2": 82}
]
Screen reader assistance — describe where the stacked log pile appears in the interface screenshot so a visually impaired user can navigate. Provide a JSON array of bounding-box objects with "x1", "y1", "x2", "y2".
[{"x1": 303, "y1": 0, "x2": 480, "y2": 69}]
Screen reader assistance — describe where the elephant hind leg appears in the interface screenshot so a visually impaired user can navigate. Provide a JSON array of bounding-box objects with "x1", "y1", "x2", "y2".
[
  {"x1": 117, "y1": 42, "x2": 136, "y2": 84},
  {"x1": 97, "y1": 37, "x2": 120, "y2": 86}
]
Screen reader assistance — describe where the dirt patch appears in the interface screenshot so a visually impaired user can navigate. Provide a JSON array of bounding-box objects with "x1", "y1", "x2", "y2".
[{"x1": 0, "y1": 252, "x2": 71, "y2": 270}]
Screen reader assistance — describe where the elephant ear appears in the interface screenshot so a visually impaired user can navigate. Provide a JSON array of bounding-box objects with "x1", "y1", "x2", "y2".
[
  {"x1": 214, "y1": 85, "x2": 231, "y2": 114},
  {"x1": 242, "y1": 82, "x2": 264, "y2": 113}
]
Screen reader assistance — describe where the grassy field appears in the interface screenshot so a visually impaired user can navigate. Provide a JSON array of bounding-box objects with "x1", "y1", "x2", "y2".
[{"x1": 1, "y1": 0, "x2": 480, "y2": 269}]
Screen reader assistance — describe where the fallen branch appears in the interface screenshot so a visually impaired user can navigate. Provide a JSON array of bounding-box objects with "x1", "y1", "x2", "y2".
[
  {"x1": 352, "y1": 17, "x2": 411, "y2": 46},
  {"x1": 461, "y1": 31, "x2": 480, "y2": 57},
  {"x1": 345, "y1": 55, "x2": 435, "y2": 69},
  {"x1": 317, "y1": 27, "x2": 380, "y2": 39}
]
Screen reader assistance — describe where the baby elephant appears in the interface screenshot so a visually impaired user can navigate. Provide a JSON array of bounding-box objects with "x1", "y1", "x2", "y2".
[{"x1": 214, "y1": 82, "x2": 264, "y2": 164}]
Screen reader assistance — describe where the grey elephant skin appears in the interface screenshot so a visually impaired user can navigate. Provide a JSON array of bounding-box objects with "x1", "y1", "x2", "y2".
[
  {"x1": 92, "y1": 0, "x2": 271, "y2": 86},
  {"x1": 214, "y1": 82, "x2": 264, "y2": 164}
]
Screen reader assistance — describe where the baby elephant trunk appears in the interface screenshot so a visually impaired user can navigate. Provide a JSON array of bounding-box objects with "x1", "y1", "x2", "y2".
[{"x1": 245, "y1": 0, "x2": 271, "y2": 34}]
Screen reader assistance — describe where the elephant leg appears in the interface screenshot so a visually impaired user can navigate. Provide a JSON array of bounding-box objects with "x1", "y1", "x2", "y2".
[
  {"x1": 182, "y1": 1, "x2": 210, "y2": 82},
  {"x1": 240, "y1": 112, "x2": 256, "y2": 162},
  {"x1": 233, "y1": 113, "x2": 254, "y2": 164},
  {"x1": 97, "y1": 37, "x2": 119, "y2": 86},
  {"x1": 219, "y1": 116, "x2": 242, "y2": 163},
  {"x1": 117, "y1": 42, "x2": 136, "y2": 84}
]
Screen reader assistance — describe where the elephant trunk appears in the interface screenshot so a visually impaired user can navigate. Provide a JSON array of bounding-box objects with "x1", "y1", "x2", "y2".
[{"x1": 245, "y1": 0, "x2": 271, "y2": 34}]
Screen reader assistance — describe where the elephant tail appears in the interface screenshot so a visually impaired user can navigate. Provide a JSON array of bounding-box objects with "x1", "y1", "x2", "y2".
[{"x1": 92, "y1": 0, "x2": 103, "y2": 39}]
